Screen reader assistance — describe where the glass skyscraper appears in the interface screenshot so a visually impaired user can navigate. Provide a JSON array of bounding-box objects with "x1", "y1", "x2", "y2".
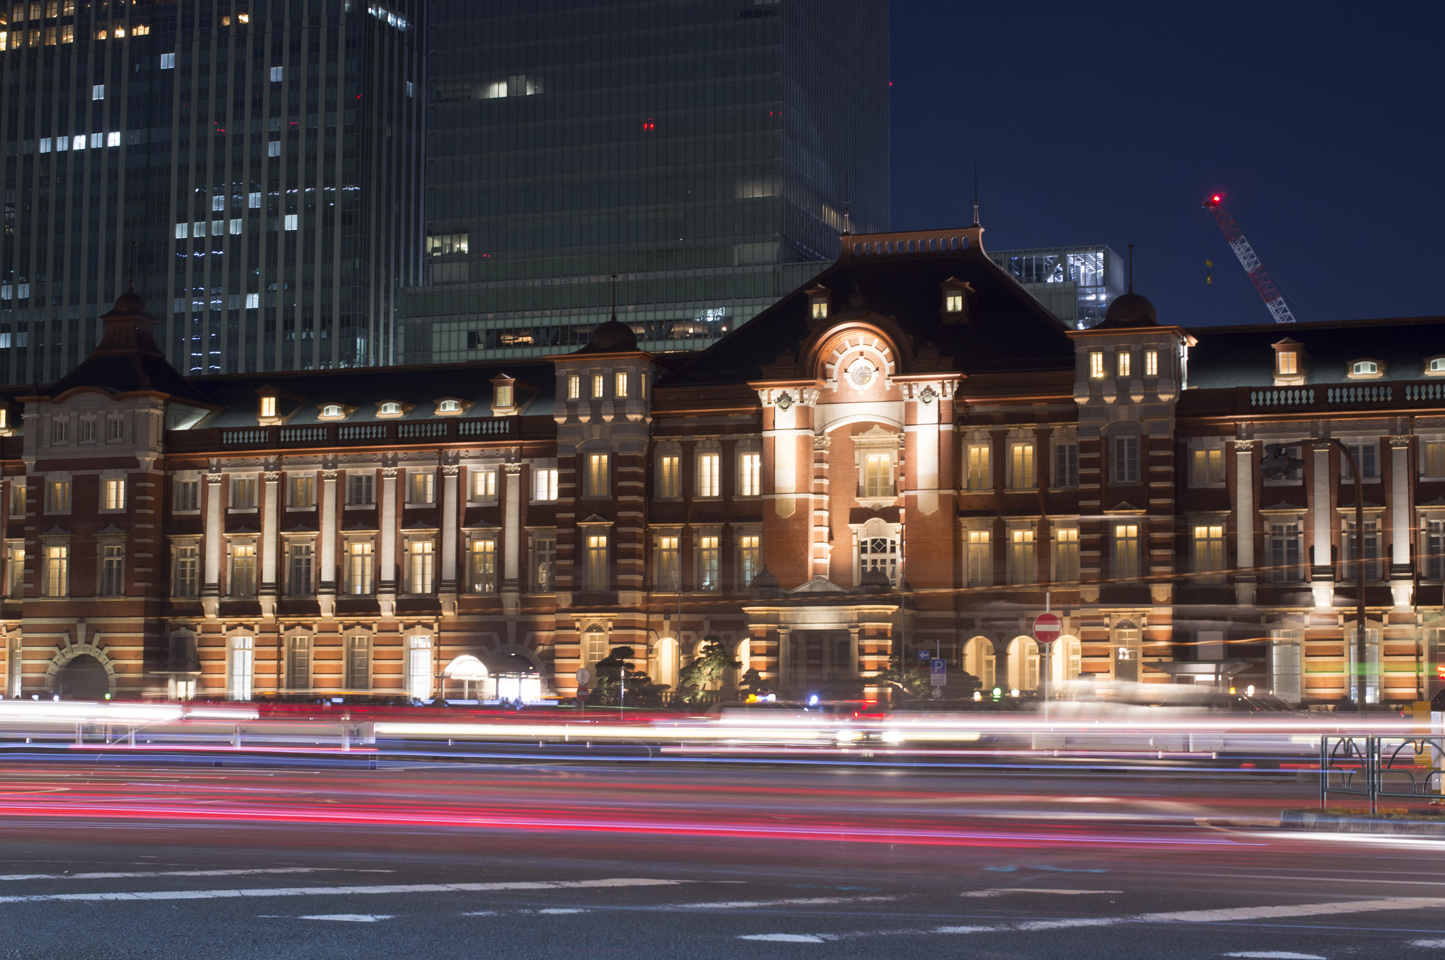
[
  {"x1": 0, "y1": 0, "x2": 423, "y2": 380},
  {"x1": 404, "y1": 0, "x2": 889, "y2": 363}
]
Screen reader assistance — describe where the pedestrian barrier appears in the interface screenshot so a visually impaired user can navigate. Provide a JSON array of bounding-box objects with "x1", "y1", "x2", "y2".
[{"x1": 1320, "y1": 732, "x2": 1445, "y2": 815}]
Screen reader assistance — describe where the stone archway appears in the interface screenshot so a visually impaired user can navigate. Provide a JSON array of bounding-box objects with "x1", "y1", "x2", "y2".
[{"x1": 47, "y1": 644, "x2": 117, "y2": 700}]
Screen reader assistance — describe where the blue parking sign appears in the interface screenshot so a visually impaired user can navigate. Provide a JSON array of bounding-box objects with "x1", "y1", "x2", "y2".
[{"x1": 930, "y1": 658, "x2": 946, "y2": 685}]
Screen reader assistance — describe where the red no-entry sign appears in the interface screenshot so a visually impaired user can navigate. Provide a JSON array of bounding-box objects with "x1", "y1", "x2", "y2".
[{"x1": 1032, "y1": 613, "x2": 1062, "y2": 645}]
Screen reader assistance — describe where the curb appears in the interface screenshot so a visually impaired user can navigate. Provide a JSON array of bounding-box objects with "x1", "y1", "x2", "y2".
[{"x1": 1280, "y1": 808, "x2": 1445, "y2": 838}]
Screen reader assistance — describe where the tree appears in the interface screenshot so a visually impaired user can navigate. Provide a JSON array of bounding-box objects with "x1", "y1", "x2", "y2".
[
  {"x1": 737, "y1": 667, "x2": 771, "y2": 699},
  {"x1": 585, "y1": 646, "x2": 668, "y2": 707},
  {"x1": 674, "y1": 637, "x2": 740, "y2": 705},
  {"x1": 877, "y1": 647, "x2": 983, "y2": 701}
]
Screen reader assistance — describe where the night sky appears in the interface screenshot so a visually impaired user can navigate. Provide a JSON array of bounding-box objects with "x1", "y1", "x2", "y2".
[{"x1": 889, "y1": 2, "x2": 1445, "y2": 329}]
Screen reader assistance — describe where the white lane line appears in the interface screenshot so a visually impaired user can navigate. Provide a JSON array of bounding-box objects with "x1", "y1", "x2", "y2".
[
  {"x1": 684, "y1": 896, "x2": 899, "y2": 910},
  {"x1": 537, "y1": 908, "x2": 588, "y2": 915},
  {"x1": 963, "y1": 888, "x2": 1124, "y2": 898},
  {"x1": 1409, "y1": 940, "x2": 1445, "y2": 948},
  {"x1": 1222, "y1": 953, "x2": 1326, "y2": 959},
  {"x1": 299, "y1": 915, "x2": 392, "y2": 923},
  {"x1": 0, "y1": 867, "x2": 388, "y2": 882},
  {"x1": 0, "y1": 877, "x2": 682, "y2": 905},
  {"x1": 459, "y1": 911, "x2": 499, "y2": 917},
  {"x1": 739, "y1": 934, "x2": 830, "y2": 943},
  {"x1": 738, "y1": 896, "x2": 1445, "y2": 943}
]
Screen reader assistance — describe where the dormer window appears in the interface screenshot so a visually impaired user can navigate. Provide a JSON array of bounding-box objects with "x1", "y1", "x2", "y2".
[
  {"x1": 491, "y1": 374, "x2": 517, "y2": 413},
  {"x1": 1278, "y1": 351, "x2": 1298, "y2": 376},
  {"x1": 319, "y1": 404, "x2": 345, "y2": 420},
  {"x1": 1427, "y1": 357, "x2": 1445, "y2": 377},
  {"x1": 945, "y1": 291, "x2": 963, "y2": 313},
  {"x1": 377, "y1": 401, "x2": 404, "y2": 418},
  {"x1": 806, "y1": 285, "x2": 829, "y2": 321},
  {"x1": 1271, "y1": 338, "x2": 1306, "y2": 385},
  {"x1": 1348, "y1": 359, "x2": 1383, "y2": 380},
  {"x1": 260, "y1": 396, "x2": 277, "y2": 419},
  {"x1": 436, "y1": 399, "x2": 464, "y2": 416},
  {"x1": 939, "y1": 277, "x2": 973, "y2": 323}
]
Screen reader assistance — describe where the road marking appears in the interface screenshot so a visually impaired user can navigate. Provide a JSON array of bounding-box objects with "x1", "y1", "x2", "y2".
[
  {"x1": 739, "y1": 934, "x2": 829, "y2": 943},
  {"x1": 538, "y1": 908, "x2": 587, "y2": 915},
  {"x1": 1409, "y1": 940, "x2": 1445, "y2": 948},
  {"x1": 963, "y1": 888, "x2": 1124, "y2": 898},
  {"x1": 684, "y1": 896, "x2": 899, "y2": 910},
  {"x1": 738, "y1": 896, "x2": 1445, "y2": 943},
  {"x1": 1222, "y1": 953, "x2": 1326, "y2": 959},
  {"x1": 299, "y1": 915, "x2": 392, "y2": 923},
  {"x1": 0, "y1": 877, "x2": 683, "y2": 905},
  {"x1": 0, "y1": 867, "x2": 388, "y2": 883}
]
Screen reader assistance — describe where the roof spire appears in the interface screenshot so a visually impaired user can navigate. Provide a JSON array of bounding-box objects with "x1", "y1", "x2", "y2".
[
  {"x1": 1127, "y1": 243, "x2": 1135, "y2": 293},
  {"x1": 610, "y1": 273, "x2": 618, "y2": 323},
  {"x1": 972, "y1": 162, "x2": 980, "y2": 227}
]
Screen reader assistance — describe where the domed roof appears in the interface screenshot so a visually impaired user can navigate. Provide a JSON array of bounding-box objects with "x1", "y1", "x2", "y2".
[
  {"x1": 1097, "y1": 291, "x2": 1158, "y2": 329},
  {"x1": 104, "y1": 288, "x2": 149, "y2": 318},
  {"x1": 748, "y1": 567, "x2": 780, "y2": 592},
  {"x1": 582, "y1": 316, "x2": 638, "y2": 353},
  {"x1": 856, "y1": 567, "x2": 893, "y2": 594}
]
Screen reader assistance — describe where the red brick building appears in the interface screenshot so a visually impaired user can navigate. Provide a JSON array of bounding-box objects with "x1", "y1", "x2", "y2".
[{"x1": 3, "y1": 226, "x2": 1443, "y2": 706}]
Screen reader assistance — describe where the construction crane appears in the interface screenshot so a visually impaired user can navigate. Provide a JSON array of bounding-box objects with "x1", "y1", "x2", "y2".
[{"x1": 1203, "y1": 193, "x2": 1297, "y2": 324}]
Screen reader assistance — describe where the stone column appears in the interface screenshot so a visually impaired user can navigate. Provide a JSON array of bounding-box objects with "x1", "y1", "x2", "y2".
[
  {"x1": 439, "y1": 463, "x2": 459, "y2": 616},
  {"x1": 1310, "y1": 441, "x2": 1334, "y2": 608},
  {"x1": 202, "y1": 472, "x2": 223, "y2": 618},
  {"x1": 318, "y1": 469, "x2": 338, "y2": 617},
  {"x1": 378, "y1": 467, "x2": 398, "y2": 617},
  {"x1": 777, "y1": 627, "x2": 792, "y2": 690},
  {"x1": 501, "y1": 462, "x2": 524, "y2": 616},
  {"x1": 260, "y1": 471, "x2": 280, "y2": 618},
  {"x1": 1390, "y1": 436, "x2": 1413, "y2": 608},
  {"x1": 1233, "y1": 440, "x2": 1255, "y2": 605}
]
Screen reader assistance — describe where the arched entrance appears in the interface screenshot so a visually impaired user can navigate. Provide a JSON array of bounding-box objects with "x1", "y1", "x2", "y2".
[
  {"x1": 653, "y1": 637, "x2": 679, "y2": 690},
  {"x1": 962, "y1": 636, "x2": 995, "y2": 690},
  {"x1": 1007, "y1": 636, "x2": 1040, "y2": 693},
  {"x1": 54, "y1": 655, "x2": 110, "y2": 700}
]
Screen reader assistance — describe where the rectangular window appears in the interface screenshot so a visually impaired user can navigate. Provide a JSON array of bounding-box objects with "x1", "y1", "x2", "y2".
[
  {"x1": 107, "y1": 417, "x2": 124, "y2": 442},
  {"x1": 99, "y1": 545, "x2": 124, "y2": 597},
  {"x1": 1342, "y1": 519, "x2": 1383, "y2": 581},
  {"x1": 346, "y1": 541, "x2": 374, "y2": 595},
  {"x1": 160, "y1": 52, "x2": 175, "y2": 69},
  {"x1": 532, "y1": 467, "x2": 558, "y2": 501},
  {"x1": 6, "y1": 544, "x2": 24, "y2": 598},
  {"x1": 1117, "y1": 352, "x2": 1132, "y2": 377},
  {"x1": 1191, "y1": 448, "x2": 1225, "y2": 485},
  {"x1": 654, "y1": 535, "x2": 680, "y2": 590},
  {"x1": 1054, "y1": 442, "x2": 1078, "y2": 488},
  {"x1": 1089, "y1": 351, "x2": 1105, "y2": 379},
  {"x1": 567, "y1": 375, "x2": 581, "y2": 400},
  {"x1": 230, "y1": 477, "x2": 258, "y2": 510},
  {"x1": 1277, "y1": 351, "x2": 1298, "y2": 376},
  {"x1": 286, "y1": 636, "x2": 311, "y2": 693},
  {"x1": 615, "y1": 372, "x2": 629, "y2": 398},
  {"x1": 470, "y1": 540, "x2": 497, "y2": 593},
  {"x1": 44, "y1": 545, "x2": 68, "y2": 598},
  {"x1": 1145, "y1": 350, "x2": 1159, "y2": 377},
  {"x1": 1268, "y1": 522, "x2": 1302, "y2": 583},
  {"x1": 230, "y1": 542, "x2": 257, "y2": 596},
  {"x1": 1052, "y1": 528, "x2": 1079, "y2": 584},
  {"x1": 270, "y1": 65, "x2": 283, "y2": 81},
  {"x1": 657, "y1": 455, "x2": 681, "y2": 498},
  {"x1": 698, "y1": 535, "x2": 721, "y2": 591},
  {"x1": 1113, "y1": 436, "x2": 1140, "y2": 483},
  {"x1": 288, "y1": 475, "x2": 316, "y2": 508},
  {"x1": 46, "y1": 479, "x2": 71, "y2": 513},
  {"x1": 407, "y1": 541, "x2": 435, "y2": 594},
  {"x1": 1008, "y1": 528, "x2": 1037, "y2": 585},
  {"x1": 248, "y1": 192, "x2": 262, "y2": 209},
  {"x1": 245, "y1": 293, "x2": 259, "y2": 309},
  {"x1": 739, "y1": 452, "x2": 762, "y2": 497},
  {"x1": 284, "y1": 213, "x2": 297, "y2": 230},
  {"x1": 1112, "y1": 523, "x2": 1140, "y2": 580},
  {"x1": 346, "y1": 637, "x2": 372, "y2": 691},
  {"x1": 966, "y1": 530, "x2": 992, "y2": 586},
  {"x1": 228, "y1": 637, "x2": 254, "y2": 700},
  {"x1": 345, "y1": 473, "x2": 374, "y2": 506},
  {"x1": 174, "y1": 479, "x2": 199, "y2": 511},
  {"x1": 585, "y1": 453, "x2": 610, "y2": 497},
  {"x1": 51, "y1": 419, "x2": 69, "y2": 444},
  {"x1": 1192, "y1": 524, "x2": 1226, "y2": 582},
  {"x1": 173, "y1": 544, "x2": 199, "y2": 597},
  {"x1": 532, "y1": 536, "x2": 556, "y2": 593},
  {"x1": 286, "y1": 542, "x2": 314, "y2": 596},
  {"x1": 1426, "y1": 520, "x2": 1445, "y2": 581},
  {"x1": 1424, "y1": 441, "x2": 1445, "y2": 479},
  {"x1": 739, "y1": 534, "x2": 761, "y2": 588},
  {"x1": 863, "y1": 454, "x2": 893, "y2": 497},
  {"x1": 8, "y1": 484, "x2": 23, "y2": 518},
  {"x1": 79, "y1": 419, "x2": 96, "y2": 443},
  {"x1": 1008, "y1": 443, "x2": 1035, "y2": 490},
  {"x1": 697, "y1": 453, "x2": 721, "y2": 497},
  {"x1": 407, "y1": 637, "x2": 432, "y2": 700},
  {"x1": 592, "y1": 374, "x2": 605, "y2": 399},
  {"x1": 965, "y1": 444, "x2": 992, "y2": 491},
  {"x1": 469, "y1": 468, "x2": 496, "y2": 503},
  {"x1": 1341, "y1": 443, "x2": 1379, "y2": 481},
  {"x1": 102, "y1": 478, "x2": 125, "y2": 511},
  {"x1": 585, "y1": 534, "x2": 609, "y2": 591}
]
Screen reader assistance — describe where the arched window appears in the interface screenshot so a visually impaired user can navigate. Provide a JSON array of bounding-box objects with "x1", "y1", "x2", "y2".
[
  {"x1": 654, "y1": 637, "x2": 679, "y2": 690},
  {"x1": 857, "y1": 519, "x2": 899, "y2": 585},
  {"x1": 962, "y1": 637, "x2": 995, "y2": 690},
  {"x1": 1007, "y1": 636, "x2": 1040, "y2": 693}
]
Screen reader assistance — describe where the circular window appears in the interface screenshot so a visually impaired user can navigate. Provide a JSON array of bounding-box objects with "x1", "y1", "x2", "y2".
[{"x1": 847, "y1": 357, "x2": 875, "y2": 388}]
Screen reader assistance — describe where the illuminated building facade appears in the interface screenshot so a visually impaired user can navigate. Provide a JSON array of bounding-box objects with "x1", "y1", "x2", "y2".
[
  {"x1": 401, "y1": 0, "x2": 890, "y2": 364},
  {"x1": 2, "y1": 225, "x2": 1444, "y2": 707},
  {"x1": 0, "y1": 0, "x2": 424, "y2": 381}
]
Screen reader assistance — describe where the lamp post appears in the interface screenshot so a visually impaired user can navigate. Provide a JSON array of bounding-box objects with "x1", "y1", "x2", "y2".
[{"x1": 1260, "y1": 441, "x2": 1369, "y2": 714}]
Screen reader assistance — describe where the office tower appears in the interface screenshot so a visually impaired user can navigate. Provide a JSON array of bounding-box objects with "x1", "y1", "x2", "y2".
[
  {"x1": 990, "y1": 245, "x2": 1126, "y2": 330},
  {"x1": 0, "y1": 0, "x2": 423, "y2": 381},
  {"x1": 404, "y1": 0, "x2": 889, "y2": 363}
]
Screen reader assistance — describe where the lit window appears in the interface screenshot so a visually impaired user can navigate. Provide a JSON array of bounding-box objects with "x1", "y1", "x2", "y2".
[
  {"x1": 965, "y1": 443, "x2": 991, "y2": 491},
  {"x1": 654, "y1": 536, "x2": 680, "y2": 590},
  {"x1": 1277, "y1": 351, "x2": 1298, "y2": 376},
  {"x1": 470, "y1": 540, "x2": 497, "y2": 593},
  {"x1": 231, "y1": 477, "x2": 258, "y2": 510},
  {"x1": 160, "y1": 52, "x2": 175, "y2": 69},
  {"x1": 1008, "y1": 443, "x2": 1035, "y2": 490},
  {"x1": 1191, "y1": 448, "x2": 1225, "y2": 485},
  {"x1": 268, "y1": 141, "x2": 281, "y2": 157},
  {"x1": 1145, "y1": 350, "x2": 1158, "y2": 376},
  {"x1": 288, "y1": 475, "x2": 316, "y2": 509},
  {"x1": 697, "y1": 453, "x2": 720, "y2": 497},
  {"x1": 615, "y1": 372, "x2": 629, "y2": 399},
  {"x1": 408, "y1": 471, "x2": 435, "y2": 505},
  {"x1": 1112, "y1": 523, "x2": 1140, "y2": 580},
  {"x1": 657, "y1": 454, "x2": 680, "y2": 498},
  {"x1": 39, "y1": 138, "x2": 51, "y2": 153},
  {"x1": 378, "y1": 402, "x2": 402, "y2": 416},
  {"x1": 493, "y1": 384, "x2": 513, "y2": 407},
  {"x1": 173, "y1": 544, "x2": 199, "y2": 597},
  {"x1": 90, "y1": 133, "x2": 102, "y2": 148},
  {"x1": 1117, "y1": 352, "x2": 1132, "y2": 377},
  {"x1": 46, "y1": 479, "x2": 71, "y2": 513},
  {"x1": 811, "y1": 297, "x2": 828, "y2": 320},
  {"x1": 1052, "y1": 528, "x2": 1079, "y2": 583},
  {"x1": 106, "y1": 131, "x2": 119, "y2": 147},
  {"x1": 698, "y1": 536, "x2": 720, "y2": 591},
  {"x1": 1193, "y1": 524, "x2": 1226, "y2": 582},
  {"x1": 406, "y1": 637, "x2": 431, "y2": 700},
  {"x1": 532, "y1": 468, "x2": 558, "y2": 501},
  {"x1": 284, "y1": 214, "x2": 297, "y2": 231},
  {"x1": 92, "y1": 84, "x2": 104, "y2": 100},
  {"x1": 592, "y1": 374, "x2": 605, "y2": 398},
  {"x1": 1430, "y1": 358, "x2": 1445, "y2": 375},
  {"x1": 863, "y1": 453, "x2": 892, "y2": 497},
  {"x1": 228, "y1": 637, "x2": 254, "y2": 700},
  {"x1": 966, "y1": 530, "x2": 992, "y2": 586},
  {"x1": 102, "y1": 478, "x2": 126, "y2": 511},
  {"x1": 1350, "y1": 359, "x2": 1380, "y2": 377},
  {"x1": 439, "y1": 399, "x2": 462, "y2": 414},
  {"x1": 230, "y1": 543, "x2": 257, "y2": 596},
  {"x1": 470, "y1": 468, "x2": 497, "y2": 502},
  {"x1": 248, "y1": 192, "x2": 261, "y2": 208},
  {"x1": 944, "y1": 291, "x2": 964, "y2": 313},
  {"x1": 230, "y1": 219, "x2": 242, "y2": 235},
  {"x1": 270, "y1": 65, "x2": 283, "y2": 81},
  {"x1": 1008, "y1": 529, "x2": 1037, "y2": 585},
  {"x1": 1089, "y1": 351, "x2": 1105, "y2": 379},
  {"x1": 346, "y1": 542, "x2": 374, "y2": 595},
  {"x1": 585, "y1": 453, "x2": 610, "y2": 497},
  {"x1": 44, "y1": 545, "x2": 69, "y2": 597},
  {"x1": 738, "y1": 534, "x2": 761, "y2": 586},
  {"x1": 567, "y1": 375, "x2": 581, "y2": 400},
  {"x1": 585, "y1": 535, "x2": 609, "y2": 590},
  {"x1": 1423, "y1": 441, "x2": 1445, "y2": 479},
  {"x1": 260, "y1": 396, "x2": 277, "y2": 418},
  {"x1": 407, "y1": 540, "x2": 435, "y2": 594},
  {"x1": 739, "y1": 452, "x2": 761, "y2": 497},
  {"x1": 245, "y1": 293, "x2": 259, "y2": 309}
]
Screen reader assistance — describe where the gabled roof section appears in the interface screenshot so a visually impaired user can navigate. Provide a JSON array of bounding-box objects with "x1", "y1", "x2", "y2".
[
  {"x1": 40, "y1": 288, "x2": 215, "y2": 406},
  {"x1": 663, "y1": 226, "x2": 1075, "y2": 387}
]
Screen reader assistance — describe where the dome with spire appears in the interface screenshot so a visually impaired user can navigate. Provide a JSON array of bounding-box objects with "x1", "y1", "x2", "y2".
[
  {"x1": 581, "y1": 315, "x2": 638, "y2": 353},
  {"x1": 1097, "y1": 291, "x2": 1159, "y2": 329}
]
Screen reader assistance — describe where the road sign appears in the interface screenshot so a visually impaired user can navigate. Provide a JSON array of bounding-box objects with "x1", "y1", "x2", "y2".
[
  {"x1": 917, "y1": 649, "x2": 932, "y2": 661},
  {"x1": 576, "y1": 667, "x2": 591, "y2": 685},
  {"x1": 930, "y1": 658, "x2": 946, "y2": 686},
  {"x1": 1032, "y1": 613, "x2": 1062, "y2": 645}
]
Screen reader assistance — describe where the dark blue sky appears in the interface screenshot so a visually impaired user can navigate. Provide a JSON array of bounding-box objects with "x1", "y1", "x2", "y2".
[{"x1": 889, "y1": 2, "x2": 1445, "y2": 328}]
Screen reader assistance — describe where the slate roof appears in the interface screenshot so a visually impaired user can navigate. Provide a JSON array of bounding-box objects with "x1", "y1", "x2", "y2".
[
  {"x1": 1185, "y1": 316, "x2": 1445, "y2": 391},
  {"x1": 663, "y1": 228, "x2": 1075, "y2": 386}
]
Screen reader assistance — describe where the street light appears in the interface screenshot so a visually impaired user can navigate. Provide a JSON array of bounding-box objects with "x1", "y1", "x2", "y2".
[{"x1": 1260, "y1": 441, "x2": 1369, "y2": 714}]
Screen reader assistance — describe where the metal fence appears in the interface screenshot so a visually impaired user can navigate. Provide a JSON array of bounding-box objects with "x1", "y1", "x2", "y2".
[{"x1": 1320, "y1": 734, "x2": 1445, "y2": 815}]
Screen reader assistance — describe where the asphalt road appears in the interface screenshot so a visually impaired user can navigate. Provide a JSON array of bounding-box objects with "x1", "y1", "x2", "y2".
[{"x1": 0, "y1": 760, "x2": 1440, "y2": 960}]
